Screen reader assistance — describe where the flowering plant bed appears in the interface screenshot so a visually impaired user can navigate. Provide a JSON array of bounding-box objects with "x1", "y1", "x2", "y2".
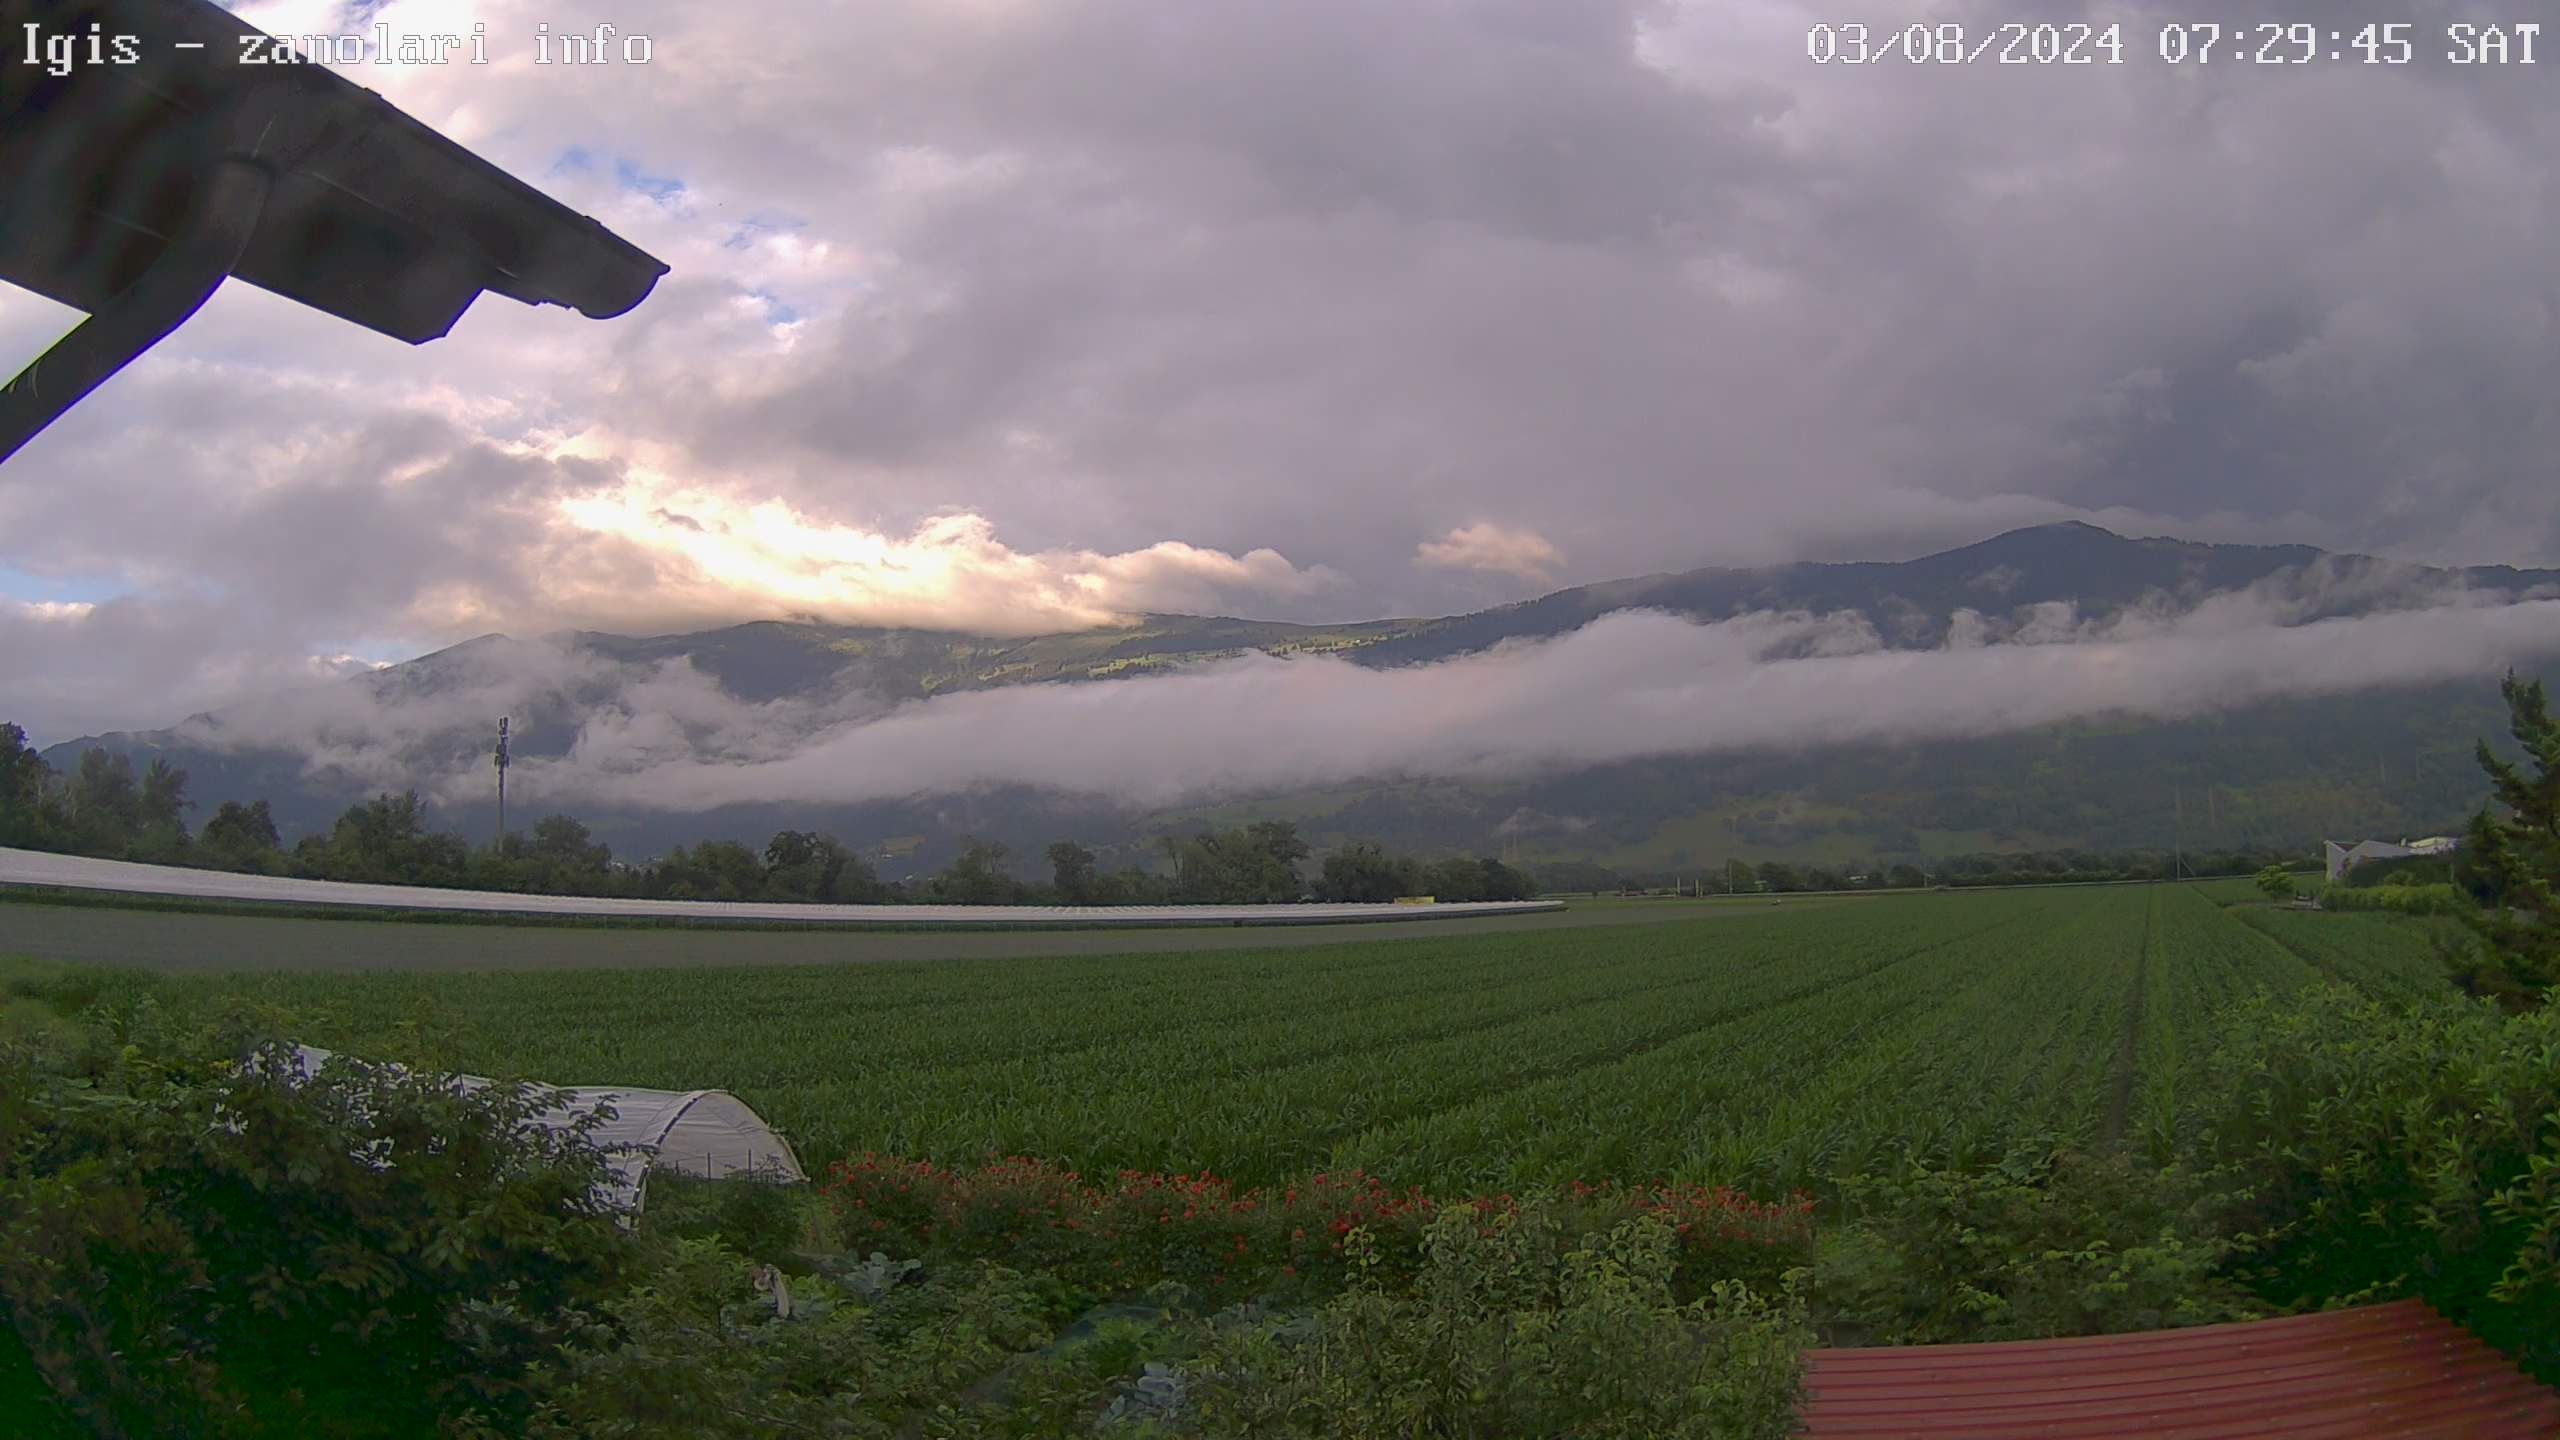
[{"x1": 824, "y1": 1154, "x2": 1814, "y2": 1304}]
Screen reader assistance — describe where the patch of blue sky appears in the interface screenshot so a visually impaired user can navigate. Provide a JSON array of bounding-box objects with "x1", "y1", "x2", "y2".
[
  {"x1": 723, "y1": 215, "x2": 811, "y2": 250},
  {"x1": 548, "y1": 150, "x2": 688, "y2": 207},
  {"x1": 0, "y1": 565, "x2": 120, "y2": 605},
  {"x1": 616, "y1": 159, "x2": 685, "y2": 201}
]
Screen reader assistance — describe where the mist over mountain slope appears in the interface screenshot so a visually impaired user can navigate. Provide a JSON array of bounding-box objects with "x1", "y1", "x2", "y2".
[{"x1": 39, "y1": 522, "x2": 2560, "y2": 873}]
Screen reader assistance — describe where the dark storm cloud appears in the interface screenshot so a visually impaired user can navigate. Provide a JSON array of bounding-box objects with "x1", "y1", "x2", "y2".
[{"x1": 642, "y1": 0, "x2": 2560, "y2": 580}]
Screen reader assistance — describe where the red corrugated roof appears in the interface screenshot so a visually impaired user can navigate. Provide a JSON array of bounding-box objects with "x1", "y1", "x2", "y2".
[{"x1": 1798, "y1": 1300, "x2": 2560, "y2": 1439}]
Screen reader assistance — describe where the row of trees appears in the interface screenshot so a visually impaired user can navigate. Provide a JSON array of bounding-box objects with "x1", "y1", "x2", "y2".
[
  {"x1": 0, "y1": 722, "x2": 2377, "y2": 909},
  {"x1": 0, "y1": 735, "x2": 197, "y2": 863},
  {"x1": 10, "y1": 667, "x2": 2549, "y2": 979},
  {"x1": 0, "y1": 725, "x2": 1536, "y2": 906},
  {"x1": 1569, "y1": 845, "x2": 2321, "y2": 897}
]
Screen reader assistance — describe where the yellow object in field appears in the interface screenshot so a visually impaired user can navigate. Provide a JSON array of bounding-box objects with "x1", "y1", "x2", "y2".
[{"x1": 1393, "y1": 895, "x2": 1436, "y2": 905}]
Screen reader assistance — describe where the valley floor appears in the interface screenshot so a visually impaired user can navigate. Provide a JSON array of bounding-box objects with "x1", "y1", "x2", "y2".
[
  {"x1": 10, "y1": 874, "x2": 2553, "y2": 1436},
  {"x1": 36, "y1": 882, "x2": 2444, "y2": 1197}
]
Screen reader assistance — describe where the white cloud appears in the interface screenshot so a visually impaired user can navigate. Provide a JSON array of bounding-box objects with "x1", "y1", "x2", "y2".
[
  {"x1": 1415, "y1": 523, "x2": 1564, "y2": 584},
  {"x1": 547, "y1": 598, "x2": 2560, "y2": 812},
  {"x1": 155, "y1": 594, "x2": 2560, "y2": 817},
  {"x1": 9, "y1": 600, "x2": 95, "y2": 622}
]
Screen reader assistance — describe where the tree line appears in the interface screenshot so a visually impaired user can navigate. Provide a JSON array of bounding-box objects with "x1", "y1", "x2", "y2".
[
  {"x1": 9, "y1": 665, "x2": 2551, "y2": 978},
  {"x1": 0, "y1": 721, "x2": 2382, "y2": 909},
  {"x1": 1545, "y1": 845, "x2": 2323, "y2": 897},
  {"x1": 0, "y1": 725, "x2": 1537, "y2": 906}
]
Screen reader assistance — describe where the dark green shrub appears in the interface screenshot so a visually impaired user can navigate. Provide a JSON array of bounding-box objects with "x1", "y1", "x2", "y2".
[
  {"x1": 2317, "y1": 882, "x2": 2471, "y2": 916},
  {"x1": 2195, "y1": 984, "x2": 2559, "y2": 1379},
  {"x1": 512, "y1": 1237, "x2": 1061, "y2": 1439},
  {"x1": 1173, "y1": 1201, "x2": 1811, "y2": 1438},
  {"x1": 2337, "y1": 853, "x2": 2455, "y2": 889},
  {"x1": 0, "y1": 1003, "x2": 637, "y2": 1437},
  {"x1": 643, "y1": 1170, "x2": 818, "y2": 1266},
  {"x1": 1814, "y1": 1145, "x2": 2263, "y2": 1345}
]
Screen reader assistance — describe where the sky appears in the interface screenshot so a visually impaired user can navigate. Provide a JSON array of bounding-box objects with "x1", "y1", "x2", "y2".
[{"x1": 4, "y1": 0, "x2": 2558, "y2": 754}]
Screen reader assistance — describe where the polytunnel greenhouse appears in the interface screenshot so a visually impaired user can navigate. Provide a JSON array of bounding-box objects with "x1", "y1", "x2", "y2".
[{"x1": 287, "y1": 1044, "x2": 806, "y2": 1211}]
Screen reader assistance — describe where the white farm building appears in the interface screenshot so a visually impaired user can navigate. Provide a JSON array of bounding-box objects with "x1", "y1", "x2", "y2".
[{"x1": 2322, "y1": 835, "x2": 2460, "y2": 885}]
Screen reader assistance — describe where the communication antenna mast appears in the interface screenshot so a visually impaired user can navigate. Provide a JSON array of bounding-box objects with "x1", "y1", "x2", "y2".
[{"x1": 494, "y1": 717, "x2": 510, "y2": 849}]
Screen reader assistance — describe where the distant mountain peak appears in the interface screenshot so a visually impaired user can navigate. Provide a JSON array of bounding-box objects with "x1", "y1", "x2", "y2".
[
  {"x1": 1948, "y1": 519, "x2": 2132, "y2": 554},
  {"x1": 413, "y1": 632, "x2": 518, "y2": 661}
]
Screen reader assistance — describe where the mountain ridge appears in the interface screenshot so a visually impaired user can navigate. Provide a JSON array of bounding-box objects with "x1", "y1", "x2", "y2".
[
  {"x1": 34, "y1": 521, "x2": 2560, "y2": 872},
  {"x1": 201, "y1": 520, "x2": 2560, "y2": 699}
]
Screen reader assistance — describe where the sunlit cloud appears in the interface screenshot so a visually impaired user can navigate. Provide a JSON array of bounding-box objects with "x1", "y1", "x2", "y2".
[
  {"x1": 1416, "y1": 523, "x2": 1564, "y2": 585},
  {"x1": 537, "y1": 480, "x2": 1339, "y2": 634},
  {"x1": 9, "y1": 600, "x2": 96, "y2": 622}
]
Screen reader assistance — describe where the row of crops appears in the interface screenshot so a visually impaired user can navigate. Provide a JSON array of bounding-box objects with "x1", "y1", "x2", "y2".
[{"x1": 164, "y1": 884, "x2": 2453, "y2": 1196}]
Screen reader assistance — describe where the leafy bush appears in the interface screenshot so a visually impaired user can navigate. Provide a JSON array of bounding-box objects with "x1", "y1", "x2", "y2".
[
  {"x1": 825, "y1": 1156, "x2": 1814, "y2": 1309},
  {"x1": 0, "y1": 1001, "x2": 638, "y2": 1437},
  {"x1": 2336, "y1": 853, "x2": 2455, "y2": 889},
  {"x1": 508, "y1": 1237, "x2": 1064, "y2": 1440},
  {"x1": 1171, "y1": 1201, "x2": 1811, "y2": 1439},
  {"x1": 2317, "y1": 881, "x2": 2472, "y2": 916},
  {"x1": 509, "y1": 1207, "x2": 1812, "y2": 1439},
  {"x1": 644, "y1": 1169, "x2": 820, "y2": 1266},
  {"x1": 2195, "y1": 984, "x2": 2560, "y2": 1380},
  {"x1": 1814, "y1": 1145, "x2": 2263, "y2": 1345}
]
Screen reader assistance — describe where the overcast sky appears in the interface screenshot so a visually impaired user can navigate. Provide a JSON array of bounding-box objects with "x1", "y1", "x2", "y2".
[{"x1": 4, "y1": 0, "x2": 2557, "y2": 745}]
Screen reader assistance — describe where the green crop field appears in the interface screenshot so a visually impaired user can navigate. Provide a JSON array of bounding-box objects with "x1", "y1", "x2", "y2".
[
  {"x1": 104, "y1": 883, "x2": 2447, "y2": 1200},
  {"x1": 2228, "y1": 907, "x2": 2465, "y2": 1002},
  {"x1": 2189, "y1": 873, "x2": 2286, "y2": 905}
]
